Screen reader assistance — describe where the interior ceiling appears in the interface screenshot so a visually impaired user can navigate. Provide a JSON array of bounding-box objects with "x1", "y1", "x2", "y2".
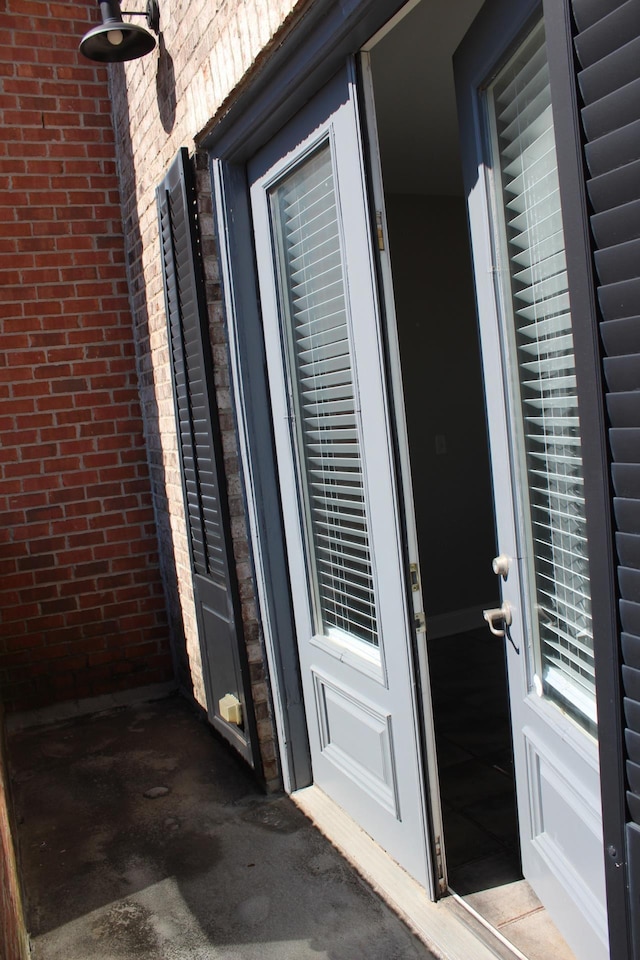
[{"x1": 369, "y1": 0, "x2": 486, "y2": 196}]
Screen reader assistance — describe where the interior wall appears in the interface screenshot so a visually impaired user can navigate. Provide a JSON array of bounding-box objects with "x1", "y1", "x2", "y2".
[{"x1": 385, "y1": 194, "x2": 496, "y2": 619}]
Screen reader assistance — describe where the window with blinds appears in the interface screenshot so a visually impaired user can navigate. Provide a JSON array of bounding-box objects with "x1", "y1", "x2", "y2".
[
  {"x1": 269, "y1": 144, "x2": 379, "y2": 647},
  {"x1": 487, "y1": 22, "x2": 596, "y2": 733}
]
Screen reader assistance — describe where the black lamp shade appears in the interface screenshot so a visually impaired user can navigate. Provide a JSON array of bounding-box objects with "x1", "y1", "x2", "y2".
[{"x1": 80, "y1": 0, "x2": 157, "y2": 62}]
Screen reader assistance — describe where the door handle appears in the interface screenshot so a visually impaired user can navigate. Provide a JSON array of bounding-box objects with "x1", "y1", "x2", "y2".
[{"x1": 483, "y1": 602, "x2": 512, "y2": 638}]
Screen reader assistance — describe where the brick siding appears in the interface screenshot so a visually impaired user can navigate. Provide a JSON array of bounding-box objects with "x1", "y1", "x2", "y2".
[
  {"x1": 0, "y1": 0, "x2": 174, "y2": 711},
  {"x1": 103, "y1": 0, "x2": 314, "y2": 786}
]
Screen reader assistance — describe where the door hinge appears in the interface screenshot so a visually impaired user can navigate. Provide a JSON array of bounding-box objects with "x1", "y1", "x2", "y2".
[
  {"x1": 376, "y1": 210, "x2": 384, "y2": 251},
  {"x1": 434, "y1": 835, "x2": 447, "y2": 893},
  {"x1": 409, "y1": 562, "x2": 420, "y2": 592},
  {"x1": 414, "y1": 611, "x2": 426, "y2": 633}
]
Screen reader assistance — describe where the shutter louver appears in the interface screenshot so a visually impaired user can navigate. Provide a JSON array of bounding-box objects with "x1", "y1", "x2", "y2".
[
  {"x1": 572, "y1": 0, "x2": 640, "y2": 841},
  {"x1": 158, "y1": 156, "x2": 226, "y2": 584},
  {"x1": 157, "y1": 150, "x2": 255, "y2": 762},
  {"x1": 269, "y1": 145, "x2": 378, "y2": 647},
  {"x1": 489, "y1": 23, "x2": 596, "y2": 728},
  {"x1": 158, "y1": 192, "x2": 209, "y2": 576}
]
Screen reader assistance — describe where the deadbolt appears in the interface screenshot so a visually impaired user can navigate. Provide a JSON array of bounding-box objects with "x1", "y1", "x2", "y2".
[{"x1": 492, "y1": 554, "x2": 510, "y2": 579}]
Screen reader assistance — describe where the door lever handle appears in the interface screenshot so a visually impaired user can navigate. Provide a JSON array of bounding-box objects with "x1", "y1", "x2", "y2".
[{"x1": 483, "y1": 602, "x2": 512, "y2": 638}]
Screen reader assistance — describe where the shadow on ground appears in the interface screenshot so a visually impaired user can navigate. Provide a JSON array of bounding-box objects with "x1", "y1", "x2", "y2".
[{"x1": 9, "y1": 694, "x2": 431, "y2": 960}]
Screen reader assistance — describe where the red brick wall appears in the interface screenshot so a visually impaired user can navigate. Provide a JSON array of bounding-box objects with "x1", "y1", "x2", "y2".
[{"x1": 0, "y1": 0, "x2": 174, "y2": 711}]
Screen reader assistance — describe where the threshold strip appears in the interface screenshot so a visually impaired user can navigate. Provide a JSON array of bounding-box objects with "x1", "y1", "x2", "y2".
[{"x1": 292, "y1": 785, "x2": 522, "y2": 960}]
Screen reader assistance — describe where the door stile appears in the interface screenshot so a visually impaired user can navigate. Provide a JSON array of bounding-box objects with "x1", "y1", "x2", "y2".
[{"x1": 358, "y1": 47, "x2": 447, "y2": 895}]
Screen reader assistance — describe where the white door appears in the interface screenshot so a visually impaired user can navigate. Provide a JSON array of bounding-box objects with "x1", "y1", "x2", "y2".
[
  {"x1": 248, "y1": 64, "x2": 434, "y2": 891},
  {"x1": 456, "y1": 10, "x2": 608, "y2": 960}
]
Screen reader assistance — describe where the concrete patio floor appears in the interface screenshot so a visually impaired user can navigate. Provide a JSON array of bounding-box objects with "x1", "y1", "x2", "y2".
[{"x1": 8, "y1": 693, "x2": 435, "y2": 960}]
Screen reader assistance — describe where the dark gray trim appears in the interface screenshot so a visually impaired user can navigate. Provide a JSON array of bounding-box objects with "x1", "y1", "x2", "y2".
[
  {"x1": 157, "y1": 148, "x2": 262, "y2": 772},
  {"x1": 571, "y1": 0, "x2": 640, "y2": 955},
  {"x1": 200, "y1": 0, "x2": 406, "y2": 162},
  {"x1": 211, "y1": 158, "x2": 312, "y2": 791}
]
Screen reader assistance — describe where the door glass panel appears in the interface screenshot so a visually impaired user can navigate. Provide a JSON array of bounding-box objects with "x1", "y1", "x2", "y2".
[
  {"x1": 269, "y1": 143, "x2": 379, "y2": 647},
  {"x1": 486, "y1": 22, "x2": 596, "y2": 735}
]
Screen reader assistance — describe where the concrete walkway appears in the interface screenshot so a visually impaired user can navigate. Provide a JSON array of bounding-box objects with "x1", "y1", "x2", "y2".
[{"x1": 9, "y1": 694, "x2": 435, "y2": 960}]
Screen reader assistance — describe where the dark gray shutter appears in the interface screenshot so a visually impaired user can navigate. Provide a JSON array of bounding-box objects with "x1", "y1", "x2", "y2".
[
  {"x1": 157, "y1": 148, "x2": 258, "y2": 766},
  {"x1": 572, "y1": 0, "x2": 640, "y2": 951}
]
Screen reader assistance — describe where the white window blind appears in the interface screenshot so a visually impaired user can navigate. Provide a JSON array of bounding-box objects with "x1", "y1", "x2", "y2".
[
  {"x1": 270, "y1": 144, "x2": 378, "y2": 647},
  {"x1": 489, "y1": 23, "x2": 596, "y2": 731}
]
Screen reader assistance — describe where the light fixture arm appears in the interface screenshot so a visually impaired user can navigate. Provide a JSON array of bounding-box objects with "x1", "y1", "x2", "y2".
[{"x1": 120, "y1": 1, "x2": 160, "y2": 34}]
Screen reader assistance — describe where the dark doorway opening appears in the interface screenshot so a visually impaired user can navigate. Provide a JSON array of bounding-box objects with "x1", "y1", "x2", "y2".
[
  {"x1": 365, "y1": 0, "x2": 521, "y2": 896},
  {"x1": 428, "y1": 628, "x2": 520, "y2": 892}
]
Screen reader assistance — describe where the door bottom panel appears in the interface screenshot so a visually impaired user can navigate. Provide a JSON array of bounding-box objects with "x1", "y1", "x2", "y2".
[{"x1": 313, "y1": 671, "x2": 400, "y2": 817}]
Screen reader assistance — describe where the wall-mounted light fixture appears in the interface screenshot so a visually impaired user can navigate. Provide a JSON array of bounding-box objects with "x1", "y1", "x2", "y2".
[{"x1": 79, "y1": 0, "x2": 159, "y2": 63}]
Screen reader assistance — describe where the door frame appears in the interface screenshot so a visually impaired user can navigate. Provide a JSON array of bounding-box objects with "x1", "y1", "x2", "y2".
[
  {"x1": 202, "y1": 0, "x2": 624, "y2": 947},
  {"x1": 203, "y1": 0, "x2": 419, "y2": 793}
]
